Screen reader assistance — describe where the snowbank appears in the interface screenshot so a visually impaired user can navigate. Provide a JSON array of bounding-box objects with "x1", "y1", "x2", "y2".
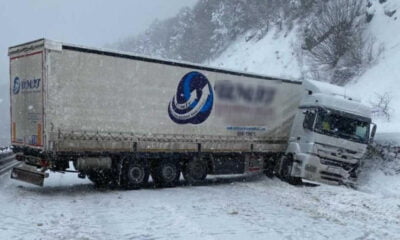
[
  {"x1": 347, "y1": 0, "x2": 400, "y2": 133},
  {"x1": 1, "y1": 172, "x2": 400, "y2": 239},
  {"x1": 209, "y1": 26, "x2": 301, "y2": 80},
  {"x1": 0, "y1": 146, "x2": 11, "y2": 153}
]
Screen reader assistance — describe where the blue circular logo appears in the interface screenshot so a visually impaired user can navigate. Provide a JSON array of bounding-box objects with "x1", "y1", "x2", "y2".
[
  {"x1": 168, "y1": 72, "x2": 214, "y2": 124},
  {"x1": 13, "y1": 77, "x2": 20, "y2": 95}
]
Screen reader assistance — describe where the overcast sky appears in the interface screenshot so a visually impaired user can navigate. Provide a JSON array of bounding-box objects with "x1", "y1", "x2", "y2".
[{"x1": 0, "y1": 0, "x2": 198, "y2": 85}]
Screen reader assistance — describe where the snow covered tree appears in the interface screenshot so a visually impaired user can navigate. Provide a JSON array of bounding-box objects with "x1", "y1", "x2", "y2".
[{"x1": 302, "y1": 0, "x2": 373, "y2": 85}]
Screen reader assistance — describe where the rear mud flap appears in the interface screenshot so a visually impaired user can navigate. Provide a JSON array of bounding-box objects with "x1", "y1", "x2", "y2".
[{"x1": 11, "y1": 165, "x2": 48, "y2": 187}]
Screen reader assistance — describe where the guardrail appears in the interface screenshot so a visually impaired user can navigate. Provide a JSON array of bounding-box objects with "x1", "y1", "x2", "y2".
[
  {"x1": 1, "y1": 146, "x2": 20, "y2": 177},
  {"x1": 0, "y1": 150, "x2": 13, "y2": 161},
  {"x1": 0, "y1": 145, "x2": 19, "y2": 177},
  {"x1": 0, "y1": 152, "x2": 15, "y2": 163},
  {"x1": 0, "y1": 153, "x2": 19, "y2": 176},
  {"x1": 0, "y1": 146, "x2": 9, "y2": 151}
]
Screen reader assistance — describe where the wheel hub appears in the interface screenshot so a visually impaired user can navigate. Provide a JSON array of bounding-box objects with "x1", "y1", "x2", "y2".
[
  {"x1": 192, "y1": 162, "x2": 205, "y2": 178},
  {"x1": 162, "y1": 165, "x2": 176, "y2": 182},
  {"x1": 128, "y1": 166, "x2": 144, "y2": 183}
]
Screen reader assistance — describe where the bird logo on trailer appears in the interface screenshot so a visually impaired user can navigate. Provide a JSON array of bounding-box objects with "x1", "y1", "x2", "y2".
[
  {"x1": 13, "y1": 77, "x2": 21, "y2": 95},
  {"x1": 168, "y1": 71, "x2": 214, "y2": 124}
]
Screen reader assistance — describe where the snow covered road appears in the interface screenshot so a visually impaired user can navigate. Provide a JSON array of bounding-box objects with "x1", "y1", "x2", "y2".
[{"x1": 1, "y1": 170, "x2": 400, "y2": 240}]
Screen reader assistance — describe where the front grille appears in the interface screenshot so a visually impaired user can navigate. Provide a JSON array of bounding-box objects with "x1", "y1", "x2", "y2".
[
  {"x1": 345, "y1": 149, "x2": 357, "y2": 154},
  {"x1": 321, "y1": 176, "x2": 340, "y2": 183},
  {"x1": 315, "y1": 143, "x2": 361, "y2": 161},
  {"x1": 320, "y1": 171, "x2": 342, "y2": 179},
  {"x1": 320, "y1": 157, "x2": 358, "y2": 171}
]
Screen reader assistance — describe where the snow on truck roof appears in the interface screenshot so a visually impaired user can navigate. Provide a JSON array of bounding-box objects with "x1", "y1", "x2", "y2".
[
  {"x1": 9, "y1": 38, "x2": 302, "y2": 85},
  {"x1": 302, "y1": 80, "x2": 372, "y2": 119},
  {"x1": 304, "y1": 80, "x2": 360, "y2": 101}
]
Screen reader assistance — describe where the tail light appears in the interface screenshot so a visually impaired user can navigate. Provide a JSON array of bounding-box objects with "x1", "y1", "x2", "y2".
[{"x1": 40, "y1": 159, "x2": 50, "y2": 167}]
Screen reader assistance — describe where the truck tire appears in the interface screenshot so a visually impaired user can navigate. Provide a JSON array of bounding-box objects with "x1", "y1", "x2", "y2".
[
  {"x1": 122, "y1": 160, "x2": 149, "y2": 190},
  {"x1": 264, "y1": 156, "x2": 275, "y2": 178},
  {"x1": 151, "y1": 160, "x2": 180, "y2": 188},
  {"x1": 87, "y1": 170, "x2": 113, "y2": 187},
  {"x1": 281, "y1": 155, "x2": 302, "y2": 185},
  {"x1": 183, "y1": 157, "x2": 207, "y2": 184}
]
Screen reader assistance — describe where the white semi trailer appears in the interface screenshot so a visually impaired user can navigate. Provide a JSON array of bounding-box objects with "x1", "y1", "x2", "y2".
[{"x1": 9, "y1": 39, "x2": 376, "y2": 188}]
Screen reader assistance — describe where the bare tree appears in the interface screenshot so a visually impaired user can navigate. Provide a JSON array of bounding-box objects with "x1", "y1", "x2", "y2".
[
  {"x1": 302, "y1": 0, "x2": 374, "y2": 85},
  {"x1": 371, "y1": 92, "x2": 393, "y2": 121}
]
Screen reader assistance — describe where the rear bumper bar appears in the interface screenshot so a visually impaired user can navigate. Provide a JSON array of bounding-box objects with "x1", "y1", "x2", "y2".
[{"x1": 11, "y1": 164, "x2": 48, "y2": 186}]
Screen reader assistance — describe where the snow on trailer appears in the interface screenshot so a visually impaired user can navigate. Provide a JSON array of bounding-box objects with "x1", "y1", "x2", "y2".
[{"x1": 9, "y1": 39, "x2": 375, "y2": 188}]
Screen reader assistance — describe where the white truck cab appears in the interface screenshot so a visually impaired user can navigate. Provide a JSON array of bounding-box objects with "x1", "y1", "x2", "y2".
[{"x1": 283, "y1": 80, "x2": 376, "y2": 186}]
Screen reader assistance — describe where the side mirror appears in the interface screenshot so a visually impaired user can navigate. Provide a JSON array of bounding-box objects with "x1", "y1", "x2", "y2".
[{"x1": 369, "y1": 123, "x2": 377, "y2": 143}]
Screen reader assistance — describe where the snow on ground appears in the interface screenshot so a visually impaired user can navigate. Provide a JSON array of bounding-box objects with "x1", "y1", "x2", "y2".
[
  {"x1": 1, "y1": 170, "x2": 400, "y2": 240},
  {"x1": 347, "y1": 0, "x2": 400, "y2": 133},
  {"x1": 376, "y1": 132, "x2": 400, "y2": 146},
  {"x1": 209, "y1": 26, "x2": 302, "y2": 80}
]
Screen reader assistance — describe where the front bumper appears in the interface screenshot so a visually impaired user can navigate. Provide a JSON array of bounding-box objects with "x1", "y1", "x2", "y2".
[{"x1": 292, "y1": 153, "x2": 357, "y2": 186}]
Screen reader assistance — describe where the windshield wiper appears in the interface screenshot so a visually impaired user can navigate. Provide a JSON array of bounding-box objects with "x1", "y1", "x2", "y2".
[{"x1": 338, "y1": 132, "x2": 364, "y2": 143}]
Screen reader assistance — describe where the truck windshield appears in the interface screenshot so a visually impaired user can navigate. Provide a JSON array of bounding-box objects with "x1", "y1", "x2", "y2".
[{"x1": 314, "y1": 110, "x2": 370, "y2": 144}]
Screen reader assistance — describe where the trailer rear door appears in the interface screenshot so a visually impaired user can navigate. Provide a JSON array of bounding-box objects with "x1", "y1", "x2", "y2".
[{"x1": 10, "y1": 48, "x2": 44, "y2": 148}]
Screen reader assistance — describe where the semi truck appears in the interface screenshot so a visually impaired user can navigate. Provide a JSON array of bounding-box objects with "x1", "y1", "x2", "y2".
[{"x1": 9, "y1": 39, "x2": 376, "y2": 188}]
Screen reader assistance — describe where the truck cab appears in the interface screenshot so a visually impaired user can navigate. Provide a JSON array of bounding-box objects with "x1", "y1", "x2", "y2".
[{"x1": 284, "y1": 80, "x2": 376, "y2": 186}]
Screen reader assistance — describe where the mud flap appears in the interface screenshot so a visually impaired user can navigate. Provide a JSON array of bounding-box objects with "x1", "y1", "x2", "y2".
[{"x1": 11, "y1": 165, "x2": 48, "y2": 187}]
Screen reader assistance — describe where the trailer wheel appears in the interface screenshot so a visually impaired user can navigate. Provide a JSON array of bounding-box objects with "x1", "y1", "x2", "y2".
[
  {"x1": 122, "y1": 160, "x2": 149, "y2": 190},
  {"x1": 151, "y1": 160, "x2": 180, "y2": 188},
  {"x1": 183, "y1": 157, "x2": 207, "y2": 184},
  {"x1": 87, "y1": 170, "x2": 113, "y2": 187},
  {"x1": 280, "y1": 155, "x2": 302, "y2": 185},
  {"x1": 264, "y1": 156, "x2": 275, "y2": 178}
]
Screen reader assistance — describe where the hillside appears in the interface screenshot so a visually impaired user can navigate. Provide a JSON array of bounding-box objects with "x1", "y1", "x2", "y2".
[
  {"x1": 118, "y1": 0, "x2": 399, "y2": 134},
  {"x1": 210, "y1": 0, "x2": 400, "y2": 133},
  {"x1": 348, "y1": 0, "x2": 400, "y2": 133},
  {"x1": 210, "y1": 24, "x2": 302, "y2": 79}
]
